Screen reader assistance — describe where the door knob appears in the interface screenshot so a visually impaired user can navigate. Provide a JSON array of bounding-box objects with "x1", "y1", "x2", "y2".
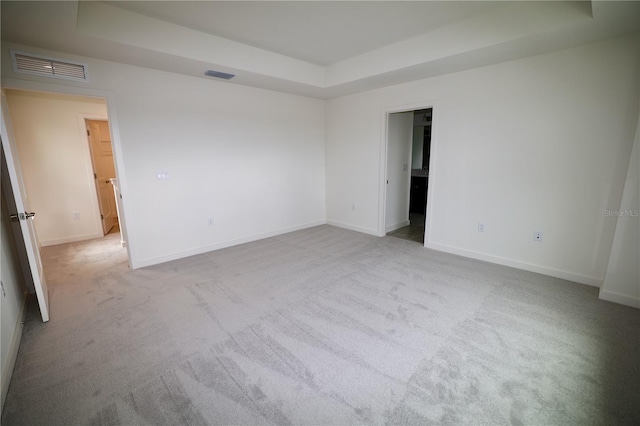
[{"x1": 10, "y1": 212, "x2": 36, "y2": 221}]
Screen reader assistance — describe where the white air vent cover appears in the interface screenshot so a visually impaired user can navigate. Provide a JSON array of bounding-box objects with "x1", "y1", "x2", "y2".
[{"x1": 10, "y1": 50, "x2": 88, "y2": 82}]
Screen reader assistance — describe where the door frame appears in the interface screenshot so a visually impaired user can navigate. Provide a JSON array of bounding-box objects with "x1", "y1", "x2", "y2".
[
  {"x1": 2, "y1": 78, "x2": 135, "y2": 268},
  {"x1": 379, "y1": 100, "x2": 438, "y2": 246}
]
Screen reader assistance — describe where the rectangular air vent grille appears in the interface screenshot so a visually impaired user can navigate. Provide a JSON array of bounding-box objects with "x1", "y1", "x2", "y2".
[
  {"x1": 11, "y1": 51, "x2": 88, "y2": 81},
  {"x1": 204, "y1": 70, "x2": 235, "y2": 80}
]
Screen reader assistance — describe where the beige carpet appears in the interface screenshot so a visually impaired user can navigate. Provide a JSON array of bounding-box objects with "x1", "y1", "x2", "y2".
[{"x1": 2, "y1": 225, "x2": 639, "y2": 425}]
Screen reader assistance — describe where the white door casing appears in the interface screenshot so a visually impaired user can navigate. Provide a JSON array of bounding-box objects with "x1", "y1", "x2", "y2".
[{"x1": 380, "y1": 100, "x2": 438, "y2": 245}]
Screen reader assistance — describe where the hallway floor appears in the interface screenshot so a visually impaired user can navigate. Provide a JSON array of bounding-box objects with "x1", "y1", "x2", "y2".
[{"x1": 387, "y1": 212, "x2": 425, "y2": 244}]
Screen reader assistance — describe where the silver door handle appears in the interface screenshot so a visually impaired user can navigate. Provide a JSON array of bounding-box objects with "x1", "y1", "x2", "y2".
[{"x1": 10, "y1": 212, "x2": 36, "y2": 221}]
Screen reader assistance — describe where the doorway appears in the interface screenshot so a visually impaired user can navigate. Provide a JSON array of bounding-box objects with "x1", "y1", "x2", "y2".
[
  {"x1": 86, "y1": 119, "x2": 119, "y2": 236},
  {"x1": 2, "y1": 88, "x2": 129, "y2": 320},
  {"x1": 2, "y1": 89, "x2": 125, "y2": 247},
  {"x1": 384, "y1": 107, "x2": 433, "y2": 244}
]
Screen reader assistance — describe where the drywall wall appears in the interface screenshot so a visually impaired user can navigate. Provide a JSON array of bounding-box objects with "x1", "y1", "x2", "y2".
[
  {"x1": 4, "y1": 90, "x2": 108, "y2": 246},
  {"x1": 600, "y1": 111, "x2": 640, "y2": 309},
  {"x1": 1, "y1": 188, "x2": 27, "y2": 409},
  {"x1": 1, "y1": 42, "x2": 326, "y2": 267},
  {"x1": 385, "y1": 112, "x2": 412, "y2": 232},
  {"x1": 326, "y1": 34, "x2": 640, "y2": 286},
  {"x1": 412, "y1": 126, "x2": 424, "y2": 170}
]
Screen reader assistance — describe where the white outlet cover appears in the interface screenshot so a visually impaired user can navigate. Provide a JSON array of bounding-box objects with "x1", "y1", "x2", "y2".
[
  {"x1": 156, "y1": 170, "x2": 170, "y2": 180},
  {"x1": 534, "y1": 230, "x2": 543, "y2": 241}
]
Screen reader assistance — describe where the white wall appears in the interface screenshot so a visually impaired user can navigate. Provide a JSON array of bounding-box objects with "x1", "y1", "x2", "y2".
[
  {"x1": 2, "y1": 42, "x2": 326, "y2": 268},
  {"x1": 1, "y1": 188, "x2": 27, "y2": 409},
  {"x1": 326, "y1": 34, "x2": 639, "y2": 286},
  {"x1": 2, "y1": 35, "x2": 637, "y2": 296},
  {"x1": 600, "y1": 111, "x2": 640, "y2": 308},
  {"x1": 4, "y1": 90, "x2": 108, "y2": 246},
  {"x1": 385, "y1": 112, "x2": 412, "y2": 232},
  {"x1": 411, "y1": 126, "x2": 424, "y2": 170}
]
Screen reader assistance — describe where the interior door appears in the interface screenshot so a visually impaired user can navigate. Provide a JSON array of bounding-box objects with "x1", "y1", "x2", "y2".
[
  {"x1": 87, "y1": 120, "x2": 116, "y2": 234},
  {"x1": 385, "y1": 112, "x2": 414, "y2": 231},
  {"x1": 1, "y1": 92, "x2": 49, "y2": 322}
]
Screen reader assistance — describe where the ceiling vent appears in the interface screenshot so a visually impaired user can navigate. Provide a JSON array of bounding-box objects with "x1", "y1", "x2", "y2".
[
  {"x1": 10, "y1": 50, "x2": 88, "y2": 82},
  {"x1": 204, "y1": 70, "x2": 235, "y2": 80}
]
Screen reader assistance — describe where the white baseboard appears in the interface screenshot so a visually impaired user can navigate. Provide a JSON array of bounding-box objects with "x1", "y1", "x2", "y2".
[
  {"x1": 425, "y1": 241, "x2": 603, "y2": 288},
  {"x1": 599, "y1": 290, "x2": 640, "y2": 309},
  {"x1": 326, "y1": 220, "x2": 379, "y2": 236},
  {"x1": 40, "y1": 232, "x2": 103, "y2": 247},
  {"x1": 385, "y1": 220, "x2": 410, "y2": 233},
  {"x1": 1, "y1": 294, "x2": 27, "y2": 411},
  {"x1": 132, "y1": 220, "x2": 326, "y2": 269}
]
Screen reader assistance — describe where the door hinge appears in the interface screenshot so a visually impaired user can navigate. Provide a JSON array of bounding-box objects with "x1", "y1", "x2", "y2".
[
  {"x1": 87, "y1": 130, "x2": 90, "y2": 136},
  {"x1": 94, "y1": 173, "x2": 97, "y2": 179},
  {"x1": 101, "y1": 214, "x2": 104, "y2": 220}
]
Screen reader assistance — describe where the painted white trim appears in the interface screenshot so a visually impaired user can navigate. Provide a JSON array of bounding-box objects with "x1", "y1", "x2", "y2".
[
  {"x1": 39, "y1": 232, "x2": 103, "y2": 247},
  {"x1": 133, "y1": 220, "x2": 326, "y2": 269},
  {"x1": 326, "y1": 220, "x2": 379, "y2": 236},
  {"x1": 1, "y1": 78, "x2": 135, "y2": 269},
  {"x1": 1, "y1": 294, "x2": 27, "y2": 410},
  {"x1": 425, "y1": 241, "x2": 603, "y2": 288},
  {"x1": 377, "y1": 112, "x2": 390, "y2": 237},
  {"x1": 379, "y1": 100, "x2": 439, "y2": 242},
  {"x1": 423, "y1": 108, "x2": 438, "y2": 249},
  {"x1": 599, "y1": 290, "x2": 640, "y2": 309},
  {"x1": 386, "y1": 220, "x2": 410, "y2": 233}
]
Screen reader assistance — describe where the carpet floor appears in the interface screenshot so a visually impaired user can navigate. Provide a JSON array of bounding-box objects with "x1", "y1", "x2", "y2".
[{"x1": 2, "y1": 225, "x2": 639, "y2": 425}]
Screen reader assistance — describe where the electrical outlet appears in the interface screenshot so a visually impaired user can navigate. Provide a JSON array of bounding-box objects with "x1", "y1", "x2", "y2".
[
  {"x1": 73, "y1": 211, "x2": 80, "y2": 220},
  {"x1": 478, "y1": 223, "x2": 486, "y2": 232},
  {"x1": 533, "y1": 230, "x2": 543, "y2": 241},
  {"x1": 207, "y1": 218, "x2": 214, "y2": 226},
  {"x1": 155, "y1": 170, "x2": 170, "y2": 180},
  {"x1": 351, "y1": 204, "x2": 356, "y2": 211}
]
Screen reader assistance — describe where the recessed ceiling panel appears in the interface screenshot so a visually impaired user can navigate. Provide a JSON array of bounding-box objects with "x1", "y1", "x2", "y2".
[{"x1": 106, "y1": 1, "x2": 501, "y2": 65}]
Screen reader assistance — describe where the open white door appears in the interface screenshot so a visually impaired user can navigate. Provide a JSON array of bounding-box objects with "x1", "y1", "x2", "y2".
[
  {"x1": 1, "y1": 92, "x2": 49, "y2": 322},
  {"x1": 86, "y1": 119, "x2": 117, "y2": 235}
]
